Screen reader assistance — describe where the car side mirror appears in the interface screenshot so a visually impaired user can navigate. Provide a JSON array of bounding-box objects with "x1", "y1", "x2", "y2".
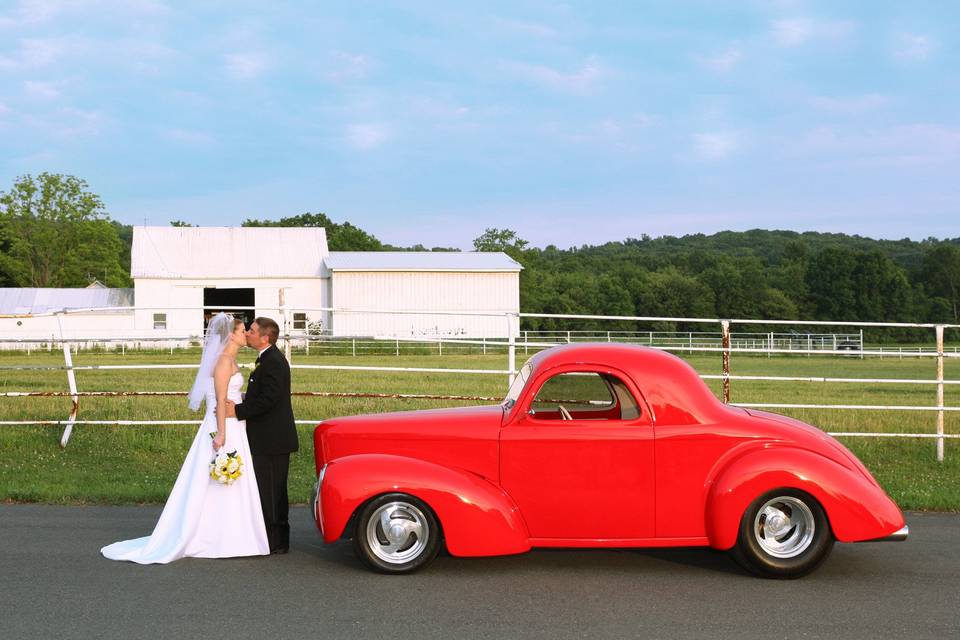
[{"x1": 526, "y1": 408, "x2": 536, "y2": 417}]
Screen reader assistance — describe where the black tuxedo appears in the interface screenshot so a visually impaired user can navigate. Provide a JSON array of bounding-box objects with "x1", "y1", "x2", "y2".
[{"x1": 235, "y1": 343, "x2": 298, "y2": 551}]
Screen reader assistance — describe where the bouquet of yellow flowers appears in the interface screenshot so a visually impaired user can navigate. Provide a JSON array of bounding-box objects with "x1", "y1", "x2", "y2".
[{"x1": 210, "y1": 449, "x2": 243, "y2": 485}]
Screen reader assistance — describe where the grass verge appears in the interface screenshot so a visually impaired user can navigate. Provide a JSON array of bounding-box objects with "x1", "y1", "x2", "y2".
[{"x1": 1, "y1": 350, "x2": 957, "y2": 510}]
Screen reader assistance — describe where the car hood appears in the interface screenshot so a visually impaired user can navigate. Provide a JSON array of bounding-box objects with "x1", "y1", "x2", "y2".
[{"x1": 316, "y1": 404, "x2": 505, "y2": 480}]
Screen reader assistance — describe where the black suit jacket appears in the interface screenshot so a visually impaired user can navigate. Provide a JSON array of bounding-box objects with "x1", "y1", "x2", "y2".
[{"x1": 235, "y1": 344, "x2": 299, "y2": 455}]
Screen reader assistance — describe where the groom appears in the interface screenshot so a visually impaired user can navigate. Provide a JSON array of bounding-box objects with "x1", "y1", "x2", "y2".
[{"x1": 225, "y1": 317, "x2": 298, "y2": 554}]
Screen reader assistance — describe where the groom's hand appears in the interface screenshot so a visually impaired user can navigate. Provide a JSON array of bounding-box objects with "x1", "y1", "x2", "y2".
[{"x1": 224, "y1": 400, "x2": 237, "y2": 418}]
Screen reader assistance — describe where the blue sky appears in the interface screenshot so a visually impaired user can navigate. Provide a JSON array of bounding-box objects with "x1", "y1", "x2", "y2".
[{"x1": 1, "y1": 1, "x2": 957, "y2": 249}]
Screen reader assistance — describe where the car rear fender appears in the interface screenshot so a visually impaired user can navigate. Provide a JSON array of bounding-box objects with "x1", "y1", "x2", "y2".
[
  {"x1": 705, "y1": 446, "x2": 905, "y2": 549},
  {"x1": 320, "y1": 454, "x2": 531, "y2": 557}
]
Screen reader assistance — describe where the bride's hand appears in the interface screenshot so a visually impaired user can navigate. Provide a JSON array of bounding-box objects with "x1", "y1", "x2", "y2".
[{"x1": 212, "y1": 433, "x2": 225, "y2": 451}]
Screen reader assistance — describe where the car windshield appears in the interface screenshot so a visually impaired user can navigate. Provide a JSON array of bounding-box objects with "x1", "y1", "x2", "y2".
[{"x1": 502, "y1": 361, "x2": 533, "y2": 411}]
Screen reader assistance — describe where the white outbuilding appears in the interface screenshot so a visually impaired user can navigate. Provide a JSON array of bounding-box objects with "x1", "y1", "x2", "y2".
[
  {"x1": 1, "y1": 226, "x2": 522, "y2": 345},
  {"x1": 322, "y1": 251, "x2": 522, "y2": 338}
]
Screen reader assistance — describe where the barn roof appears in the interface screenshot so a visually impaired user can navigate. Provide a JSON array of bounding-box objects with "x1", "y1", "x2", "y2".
[
  {"x1": 131, "y1": 227, "x2": 329, "y2": 278},
  {"x1": 0, "y1": 288, "x2": 134, "y2": 315},
  {"x1": 322, "y1": 251, "x2": 522, "y2": 274}
]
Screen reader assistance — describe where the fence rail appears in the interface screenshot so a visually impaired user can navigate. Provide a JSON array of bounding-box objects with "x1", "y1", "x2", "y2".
[{"x1": 1, "y1": 307, "x2": 958, "y2": 460}]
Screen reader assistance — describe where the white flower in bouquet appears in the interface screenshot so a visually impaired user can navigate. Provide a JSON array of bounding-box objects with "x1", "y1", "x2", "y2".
[{"x1": 210, "y1": 450, "x2": 243, "y2": 485}]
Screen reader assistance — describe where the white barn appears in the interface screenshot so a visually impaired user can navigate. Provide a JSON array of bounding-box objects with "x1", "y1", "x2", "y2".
[
  {"x1": 322, "y1": 251, "x2": 521, "y2": 338},
  {"x1": 0, "y1": 226, "x2": 522, "y2": 345},
  {"x1": 130, "y1": 226, "x2": 330, "y2": 339}
]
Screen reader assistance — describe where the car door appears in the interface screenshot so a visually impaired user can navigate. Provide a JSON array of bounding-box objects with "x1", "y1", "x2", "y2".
[{"x1": 499, "y1": 365, "x2": 655, "y2": 541}]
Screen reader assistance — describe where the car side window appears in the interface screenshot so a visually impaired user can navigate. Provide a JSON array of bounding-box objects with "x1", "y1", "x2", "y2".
[{"x1": 530, "y1": 372, "x2": 641, "y2": 421}]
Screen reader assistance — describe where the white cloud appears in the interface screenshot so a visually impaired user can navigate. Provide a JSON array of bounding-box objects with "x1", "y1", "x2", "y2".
[
  {"x1": 791, "y1": 124, "x2": 960, "y2": 167},
  {"x1": 25, "y1": 106, "x2": 104, "y2": 137},
  {"x1": 409, "y1": 97, "x2": 471, "y2": 119},
  {"x1": 164, "y1": 127, "x2": 214, "y2": 147},
  {"x1": 693, "y1": 132, "x2": 738, "y2": 160},
  {"x1": 24, "y1": 79, "x2": 60, "y2": 99},
  {"x1": 345, "y1": 123, "x2": 390, "y2": 150},
  {"x1": 224, "y1": 51, "x2": 269, "y2": 80},
  {"x1": 808, "y1": 94, "x2": 889, "y2": 113},
  {"x1": 496, "y1": 18, "x2": 557, "y2": 38},
  {"x1": 0, "y1": 0, "x2": 167, "y2": 28},
  {"x1": 894, "y1": 33, "x2": 935, "y2": 61},
  {"x1": 0, "y1": 0, "x2": 63, "y2": 27},
  {"x1": 326, "y1": 51, "x2": 373, "y2": 82},
  {"x1": 0, "y1": 102, "x2": 11, "y2": 116},
  {"x1": 506, "y1": 56, "x2": 606, "y2": 93},
  {"x1": 543, "y1": 113, "x2": 654, "y2": 149},
  {"x1": 58, "y1": 107, "x2": 104, "y2": 136},
  {"x1": 771, "y1": 17, "x2": 855, "y2": 46},
  {"x1": 0, "y1": 37, "x2": 64, "y2": 70},
  {"x1": 695, "y1": 46, "x2": 742, "y2": 73}
]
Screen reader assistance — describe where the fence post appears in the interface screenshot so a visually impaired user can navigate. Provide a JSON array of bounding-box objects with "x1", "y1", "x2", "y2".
[
  {"x1": 55, "y1": 314, "x2": 79, "y2": 449},
  {"x1": 721, "y1": 320, "x2": 731, "y2": 404},
  {"x1": 936, "y1": 325, "x2": 945, "y2": 463},
  {"x1": 59, "y1": 341, "x2": 80, "y2": 448},
  {"x1": 859, "y1": 329, "x2": 864, "y2": 360},
  {"x1": 508, "y1": 313, "x2": 517, "y2": 388},
  {"x1": 438, "y1": 337, "x2": 442, "y2": 356},
  {"x1": 352, "y1": 337, "x2": 356, "y2": 357}
]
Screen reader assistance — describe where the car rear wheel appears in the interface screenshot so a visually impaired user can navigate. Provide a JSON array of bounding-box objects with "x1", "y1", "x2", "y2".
[
  {"x1": 353, "y1": 493, "x2": 440, "y2": 574},
  {"x1": 732, "y1": 488, "x2": 834, "y2": 578}
]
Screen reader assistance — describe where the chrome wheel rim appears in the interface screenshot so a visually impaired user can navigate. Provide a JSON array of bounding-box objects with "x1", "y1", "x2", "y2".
[
  {"x1": 753, "y1": 496, "x2": 815, "y2": 559},
  {"x1": 365, "y1": 501, "x2": 430, "y2": 565}
]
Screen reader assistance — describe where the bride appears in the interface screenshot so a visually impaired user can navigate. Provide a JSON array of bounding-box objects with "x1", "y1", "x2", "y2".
[{"x1": 101, "y1": 313, "x2": 270, "y2": 563}]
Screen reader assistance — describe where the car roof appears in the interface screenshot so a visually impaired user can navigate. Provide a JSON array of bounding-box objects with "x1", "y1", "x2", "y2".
[{"x1": 523, "y1": 343, "x2": 729, "y2": 424}]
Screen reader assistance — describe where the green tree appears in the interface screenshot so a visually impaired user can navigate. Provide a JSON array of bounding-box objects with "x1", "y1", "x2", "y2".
[
  {"x1": 0, "y1": 173, "x2": 128, "y2": 287},
  {"x1": 243, "y1": 212, "x2": 384, "y2": 251},
  {"x1": 473, "y1": 228, "x2": 529, "y2": 254},
  {"x1": 921, "y1": 244, "x2": 960, "y2": 321}
]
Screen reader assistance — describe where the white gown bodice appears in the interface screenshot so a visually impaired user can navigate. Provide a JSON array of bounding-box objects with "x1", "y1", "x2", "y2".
[{"x1": 203, "y1": 371, "x2": 244, "y2": 416}]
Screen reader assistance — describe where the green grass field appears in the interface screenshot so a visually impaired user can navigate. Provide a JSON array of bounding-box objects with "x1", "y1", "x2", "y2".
[{"x1": 1, "y1": 346, "x2": 958, "y2": 509}]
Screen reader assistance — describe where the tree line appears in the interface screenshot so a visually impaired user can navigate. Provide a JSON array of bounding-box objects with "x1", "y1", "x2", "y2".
[{"x1": 2, "y1": 173, "x2": 959, "y2": 336}]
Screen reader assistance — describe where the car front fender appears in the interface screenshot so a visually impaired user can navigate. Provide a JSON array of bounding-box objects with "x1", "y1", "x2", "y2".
[
  {"x1": 705, "y1": 446, "x2": 905, "y2": 550},
  {"x1": 319, "y1": 454, "x2": 531, "y2": 557}
]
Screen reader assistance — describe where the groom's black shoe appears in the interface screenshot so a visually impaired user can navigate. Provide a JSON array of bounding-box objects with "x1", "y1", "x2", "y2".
[{"x1": 271, "y1": 547, "x2": 289, "y2": 555}]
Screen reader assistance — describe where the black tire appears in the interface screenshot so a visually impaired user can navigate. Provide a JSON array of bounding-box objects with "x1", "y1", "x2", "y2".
[
  {"x1": 352, "y1": 493, "x2": 440, "y2": 574},
  {"x1": 731, "y1": 488, "x2": 834, "y2": 579}
]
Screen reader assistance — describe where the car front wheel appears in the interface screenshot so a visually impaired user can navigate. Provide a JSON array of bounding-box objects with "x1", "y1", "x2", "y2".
[
  {"x1": 732, "y1": 488, "x2": 834, "y2": 578},
  {"x1": 353, "y1": 493, "x2": 441, "y2": 573}
]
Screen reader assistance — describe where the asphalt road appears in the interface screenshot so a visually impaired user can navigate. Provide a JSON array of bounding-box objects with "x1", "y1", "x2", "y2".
[{"x1": 1, "y1": 505, "x2": 957, "y2": 640}]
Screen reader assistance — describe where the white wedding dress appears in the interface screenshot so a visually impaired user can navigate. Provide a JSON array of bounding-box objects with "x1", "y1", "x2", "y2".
[{"x1": 101, "y1": 372, "x2": 270, "y2": 563}]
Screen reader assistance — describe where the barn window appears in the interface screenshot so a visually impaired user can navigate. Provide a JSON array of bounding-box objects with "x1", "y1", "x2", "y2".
[
  {"x1": 153, "y1": 313, "x2": 167, "y2": 330},
  {"x1": 293, "y1": 313, "x2": 307, "y2": 330}
]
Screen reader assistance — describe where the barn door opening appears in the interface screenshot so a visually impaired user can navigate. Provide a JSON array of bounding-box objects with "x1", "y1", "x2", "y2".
[{"x1": 203, "y1": 287, "x2": 255, "y2": 328}]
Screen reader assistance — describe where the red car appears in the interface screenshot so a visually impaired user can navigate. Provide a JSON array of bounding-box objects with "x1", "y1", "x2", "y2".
[{"x1": 311, "y1": 343, "x2": 907, "y2": 577}]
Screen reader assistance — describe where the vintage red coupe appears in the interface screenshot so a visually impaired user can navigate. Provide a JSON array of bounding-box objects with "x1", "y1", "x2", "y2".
[{"x1": 311, "y1": 343, "x2": 907, "y2": 577}]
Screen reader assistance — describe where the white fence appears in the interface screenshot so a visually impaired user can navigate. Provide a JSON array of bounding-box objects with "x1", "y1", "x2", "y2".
[{"x1": 0, "y1": 306, "x2": 958, "y2": 461}]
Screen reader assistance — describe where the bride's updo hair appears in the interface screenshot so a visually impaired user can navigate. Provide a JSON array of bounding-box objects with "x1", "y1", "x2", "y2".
[{"x1": 207, "y1": 313, "x2": 236, "y2": 343}]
